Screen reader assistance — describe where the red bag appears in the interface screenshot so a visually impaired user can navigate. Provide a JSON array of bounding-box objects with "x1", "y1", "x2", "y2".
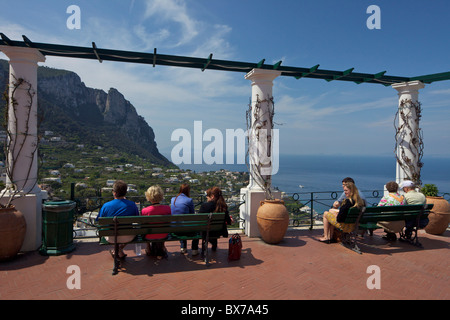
[{"x1": 228, "y1": 234, "x2": 242, "y2": 261}]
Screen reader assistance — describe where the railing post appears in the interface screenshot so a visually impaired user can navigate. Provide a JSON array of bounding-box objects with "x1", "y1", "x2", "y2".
[
  {"x1": 310, "y1": 192, "x2": 314, "y2": 230},
  {"x1": 70, "y1": 182, "x2": 75, "y2": 201}
]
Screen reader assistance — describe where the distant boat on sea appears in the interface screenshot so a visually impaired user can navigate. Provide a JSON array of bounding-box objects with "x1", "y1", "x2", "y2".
[{"x1": 299, "y1": 185, "x2": 304, "y2": 189}]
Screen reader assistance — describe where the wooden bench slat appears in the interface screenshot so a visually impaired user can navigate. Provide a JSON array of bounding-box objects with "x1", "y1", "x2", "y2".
[
  {"x1": 337, "y1": 203, "x2": 433, "y2": 254},
  {"x1": 346, "y1": 204, "x2": 430, "y2": 216},
  {"x1": 97, "y1": 213, "x2": 225, "y2": 225},
  {"x1": 98, "y1": 221, "x2": 224, "y2": 231},
  {"x1": 98, "y1": 219, "x2": 224, "y2": 228},
  {"x1": 97, "y1": 213, "x2": 226, "y2": 237},
  {"x1": 360, "y1": 213, "x2": 429, "y2": 223},
  {"x1": 99, "y1": 224, "x2": 224, "y2": 236}
]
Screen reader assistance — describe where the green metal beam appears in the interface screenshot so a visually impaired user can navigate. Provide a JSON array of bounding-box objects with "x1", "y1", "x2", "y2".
[
  {"x1": 257, "y1": 59, "x2": 265, "y2": 68},
  {"x1": 22, "y1": 35, "x2": 34, "y2": 48},
  {"x1": 202, "y1": 53, "x2": 213, "y2": 72},
  {"x1": 354, "y1": 71, "x2": 386, "y2": 84},
  {"x1": 295, "y1": 64, "x2": 320, "y2": 79},
  {"x1": 0, "y1": 33, "x2": 12, "y2": 46},
  {"x1": 92, "y1": 42, "x2": 102, "y2": 63},
  {"x1": 1, "y1": 33, "x2": 448, "y2": 86},
  {"x1": 326, "y1": 68, "x2": 354, "y2": 82},
  {"x1": 410, "y1": 71, "x2": 450, "y2": 84},
  {"x1": 273, "y1": 60, "x2": 282, "y2": 70}
]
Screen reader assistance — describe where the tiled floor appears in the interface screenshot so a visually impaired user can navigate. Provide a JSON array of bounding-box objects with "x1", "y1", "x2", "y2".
[{"x1": 0, "y1": 228, "x2": 449, "y2": 301}]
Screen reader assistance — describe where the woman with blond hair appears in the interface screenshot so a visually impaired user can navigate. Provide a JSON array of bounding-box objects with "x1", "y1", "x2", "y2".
[
  {"x1": 141, "y1": 185, "x2": 171, "y2": 258},
  {"x1": 319, "y1": 182, "x2": 365, "y2": 244}
]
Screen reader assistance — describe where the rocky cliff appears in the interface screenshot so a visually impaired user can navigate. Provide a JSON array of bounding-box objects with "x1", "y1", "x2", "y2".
[{"x1": 0, "y1": 59, "x2": 170, "y2": 165}]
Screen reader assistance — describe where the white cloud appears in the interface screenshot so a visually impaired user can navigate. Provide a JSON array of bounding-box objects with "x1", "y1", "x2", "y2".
[
  {"x1": 191, "y1": 24, "x2": 233, "y2": 59},
  {"x1": 276, "y1": 93, "x2": 395, "y2": 127},
  {"x1": 366, "y1": 118, "x2": 393, "y2": 128},
  {"x1": 0, "y1": 3, "x2": 246, "y2": 155},
  {"x1": 143, "y1": 0, "x2": 199, "y2": 47},
  {"x1": 133, "y1": 25, "x2": 170, "y2": 51},
  {"x1": 429, "y1": 88, "x2": 450, "y2": 95}
]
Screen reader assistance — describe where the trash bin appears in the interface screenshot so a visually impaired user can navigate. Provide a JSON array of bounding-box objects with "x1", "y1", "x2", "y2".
[{"x1": 40, "y1": 200, "x2": 76, "y2": 255}]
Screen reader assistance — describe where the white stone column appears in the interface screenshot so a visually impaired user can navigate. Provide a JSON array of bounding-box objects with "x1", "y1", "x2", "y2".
[
  {"x1": 392, "y1": 80, "x2": 425, "y2": 187},
  {"x1": 0, "y1": 46, "x2": 46, "y2": 251},
  {"x1": 245, "y1": 69, "x2": 281, "y2": 191},
  {"x1": 240, "y1": 69, "x2": 281, "y2": 237}
]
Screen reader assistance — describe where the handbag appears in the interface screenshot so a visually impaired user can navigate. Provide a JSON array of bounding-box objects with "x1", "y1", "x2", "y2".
[{"x1": 228, "y1": 233, "x2": 242, "y2": 261}]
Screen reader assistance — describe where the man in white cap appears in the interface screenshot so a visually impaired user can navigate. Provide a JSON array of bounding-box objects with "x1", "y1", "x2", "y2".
[
  {"x1": 400, "y1": 180, "x2": 426, "y2": 205},
  {"x1": 400, "y1": 180, "x2": 428, "y2": 238}
]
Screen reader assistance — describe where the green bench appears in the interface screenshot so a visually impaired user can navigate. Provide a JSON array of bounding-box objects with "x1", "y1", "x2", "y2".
[
  {"x1": 337, "y1": 204, "x2": 433, "y2": 254},
  {"x1": 97, "y1": 213, "x2": 226, "y2": 275}
]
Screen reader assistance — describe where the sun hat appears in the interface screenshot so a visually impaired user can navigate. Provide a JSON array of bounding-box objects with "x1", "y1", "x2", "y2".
[{"x1": 400, "y1": 180, "x2": 415, "y2": 188}]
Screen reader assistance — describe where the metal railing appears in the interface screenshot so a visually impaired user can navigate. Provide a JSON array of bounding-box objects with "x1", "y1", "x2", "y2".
[
  {"x1": 71, "y1": 191, "x2": 245, "y2": 239},
  {"x1": 71, "y1": 188, "x2": 449, "y2": 239},
  {"x1": 281, "y1": 190, "x2": 384, "y2": 230}
]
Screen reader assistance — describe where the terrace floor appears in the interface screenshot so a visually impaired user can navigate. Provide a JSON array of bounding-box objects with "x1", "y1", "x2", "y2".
[{"x1": 1, "y1": 227, "x2": 448, "y2": 302}]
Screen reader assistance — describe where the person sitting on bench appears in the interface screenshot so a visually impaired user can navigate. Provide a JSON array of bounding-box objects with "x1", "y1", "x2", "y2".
[
  {"x1": 142, "y1": 185, "x2": 171, "y2": 259},
  {"x1": 400, "y1": 180, "x2": 428, "y2": 239},
  {"x1": 377, "y1": 181, "x2": 405, "y2": 241},
  {"x1": 96, "y1": 180, "x2": 139, "y2": 259},
  {"x1": 319, "y1": 182, "x2": 365, "y2": 244}
]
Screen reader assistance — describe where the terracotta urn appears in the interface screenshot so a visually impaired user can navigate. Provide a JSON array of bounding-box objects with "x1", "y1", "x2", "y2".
[
  {"x1": 256, "y1": 199, "x2": 289, "y2": 244},
  {"x1": 0, "y1": 206, "x2": 27, "y2": 261},
  {"x1": 424, "y1": 197, "x2": 450, "y2": 235}
]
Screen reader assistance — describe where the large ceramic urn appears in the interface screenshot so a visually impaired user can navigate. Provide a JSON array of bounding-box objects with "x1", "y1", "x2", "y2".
[
  {"x1": 424, "y1": 197, "x2": 450, "y2": 235},
  {"x1": 0, "y1": 206, "x2": 27, "y2": 261},
  {"x1": 256, "y1": 199, "x2": 289, "y2": 244}
]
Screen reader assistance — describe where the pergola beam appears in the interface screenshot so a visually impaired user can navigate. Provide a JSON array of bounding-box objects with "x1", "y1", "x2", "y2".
[
  {"x1": 1, "y1": 33, "x2": 449, "y2": 85},
  {"x1": 410, "y1": 71, "x2": 450, "y2": 84}
]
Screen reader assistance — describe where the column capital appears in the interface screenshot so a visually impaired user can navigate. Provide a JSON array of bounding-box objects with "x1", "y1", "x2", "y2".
[
  {"x1": 391, "y1": 80, "x2": 425, "y2": 94},
  {"x1": 245, "y1": 68, "x2": 281, "y2": 83},
  {"x1": 0, "y1": 46, "x2": 46, "y2": 64}
]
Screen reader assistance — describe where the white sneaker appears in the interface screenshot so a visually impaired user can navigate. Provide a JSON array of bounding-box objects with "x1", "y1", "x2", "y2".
[
  {"x1": 180, "y1": 248, "x2": 187, "y2": 254},
  {"x1": 191, "y1": 250, "x2": 199, "y2": 256}
]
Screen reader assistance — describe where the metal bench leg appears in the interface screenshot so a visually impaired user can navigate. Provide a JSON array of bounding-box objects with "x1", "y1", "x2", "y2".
[
  {"x1": 341, "y1": 232, "x2": 362, "y2": 254},
  {"x1": 411, "y1": 228, "x2": 423, "y2": 248},
  {"x1": 204, "y1": 213, "x2": 212, "y2": 267},
  {"x1": 400, "y1": 215, "x2": 424, "y2": 248},
  {"x1": 204, "y1": 232, "x2": 210, "y2": 267},
  {"x1": 112, "y1": 217, "x2": 120, "y2": 275},
  {"x1": 113, "y1": 242, "x2": 119, "y2": 275}
]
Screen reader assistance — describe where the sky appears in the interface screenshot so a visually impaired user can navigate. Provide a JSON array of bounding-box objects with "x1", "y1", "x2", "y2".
[{"x1": 1, "y1": 0, "x2": 450, "y2": 165}]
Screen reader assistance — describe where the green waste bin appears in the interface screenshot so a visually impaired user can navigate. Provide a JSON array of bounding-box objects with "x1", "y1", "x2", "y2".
[{"x1": 40, "y1": 200, "x2": 76, "y2": 255}]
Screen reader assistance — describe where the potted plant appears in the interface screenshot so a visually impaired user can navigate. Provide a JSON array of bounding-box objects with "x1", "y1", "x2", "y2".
[
  {"x1": 421, "y1": 184, "x2": 450, "y2": 235},
  {"x1": 0, "y1": 76, "x2": 38, "y2": 260},
  {"x1": 246, "y1": 96, "x2": 289, "y2": 244}
]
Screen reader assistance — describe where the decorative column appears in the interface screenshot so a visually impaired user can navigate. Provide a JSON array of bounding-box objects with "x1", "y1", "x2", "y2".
[
  {"x1": 240, "y1": 69, "x2": 281, "y2": 237},
  {"x1": 392, "y1": 80, "x2": 425, "y2": 187},
  {"x1": 0, "y1": 46, "x2": 46, "y2": 251}
]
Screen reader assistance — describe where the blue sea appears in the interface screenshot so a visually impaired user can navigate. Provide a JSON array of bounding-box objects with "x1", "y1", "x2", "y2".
[{"x1": 178, "y1": 154, "x2": 450, "y2": 196}]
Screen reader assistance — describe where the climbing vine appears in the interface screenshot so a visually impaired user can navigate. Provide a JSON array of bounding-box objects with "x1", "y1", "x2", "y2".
[
  {"x1": 246, "y1": 94, "x2": 275, "y2": 200},
  {"x1": 394, "y1": 99, "x2": 424, "y2": 186},
  {"x1": 1, "y1": 76, "x2": 40, "y2": 208}
]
